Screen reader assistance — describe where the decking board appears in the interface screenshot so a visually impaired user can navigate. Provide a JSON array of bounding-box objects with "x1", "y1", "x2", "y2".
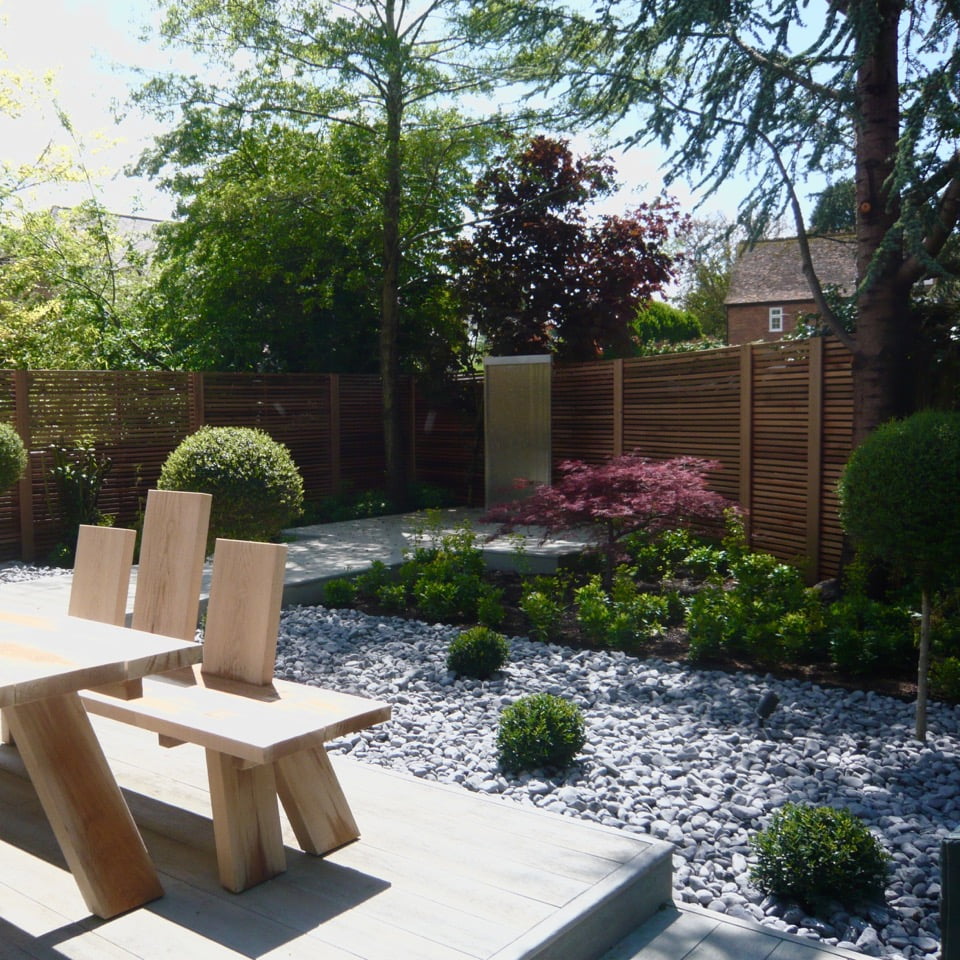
[{"x1": 0, "y1": 716, "x2": 672, "y2": 960}]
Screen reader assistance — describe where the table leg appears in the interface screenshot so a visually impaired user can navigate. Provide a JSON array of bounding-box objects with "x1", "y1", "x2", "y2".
[
  {"x1": 275, "y1": 747, "x2": 360, "y2": 855},
  {"x1": 4, "y1": 692, "x2": 163, "y2": 918}
]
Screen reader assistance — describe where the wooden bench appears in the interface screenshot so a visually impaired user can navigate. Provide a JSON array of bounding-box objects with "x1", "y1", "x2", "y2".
[{"x1": 74, "y1": 510, "x2": 390, "y2": 893}]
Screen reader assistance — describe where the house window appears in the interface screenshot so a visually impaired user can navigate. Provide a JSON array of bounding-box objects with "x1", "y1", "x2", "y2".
[{"x1": 769, "y1": 306, "x2": 784, "y2": 333}]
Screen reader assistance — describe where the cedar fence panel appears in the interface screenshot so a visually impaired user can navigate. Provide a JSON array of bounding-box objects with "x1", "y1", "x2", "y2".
[
  {"x1": 1, "y1": 342, "x2": 853, "y2": 575},
  {"x1": 551, "y1": 338, "x2": 854, "y2": 581},
  {"x1": 0, "y1": 370, "x2": 480, "y2": 562}
]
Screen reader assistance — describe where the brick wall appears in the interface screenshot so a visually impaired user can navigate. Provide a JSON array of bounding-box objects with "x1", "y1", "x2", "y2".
[{"x1": 726, "y1": 300, "x2": 814, "y2": 345}]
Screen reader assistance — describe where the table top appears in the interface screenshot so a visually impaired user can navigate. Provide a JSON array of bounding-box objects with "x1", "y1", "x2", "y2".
[{"x1": 0, "y1": 606, "x2": 203, "y2": 708}]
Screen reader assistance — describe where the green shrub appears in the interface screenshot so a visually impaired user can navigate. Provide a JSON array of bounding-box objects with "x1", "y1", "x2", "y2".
[
  {"x1": 447, "y1": 626, "x2": 510, "y2": 679},
  {"x1": 825, "y1": 595, "x2": 914, "y2": 675},
  {"x1": 159, "y1": 426, "x2": 304, "y2": 549},
  {"x1": 839, "y1": 409, "x2": 960, "y2": 739},
  {"x1": 497, "y1": 693, "x2": 586, "y2": 774},
  {"x1": 356, "y1": 560, "x2": 391, "y2": 598},
  {"x1": 376, "y1": 582, "x2": 409, "y2": 612},
  {"x1": 0, "y1": 423, "x2": 27, "y2": 494},
  {"x1": 416, "y1": 578, "x2": 461, "y2": 621},
  {"x1": 323, "y1": 578, "x2": 356, "y2": 607},
  {"x1": 520, "y1": 578, "x2": 567, "y2": 642},
  {"x1": 686, "y1": 550, "x2": 820, "y2": 663},
  {"x1": 574, "y1": 569, "x2": 669, "y2": 647},
  {"x1": 930, "y1": 656, "x2": 960, "y2": 701},
  {"x1": 476, "y1": 586, "x2": 505, "y2": 628},
  {"x1": 399, "y1": 513, "x2": 493, "y2": 622},
  {"x1": 749, "y1": 804, "x2": 889, "y2": 910}
]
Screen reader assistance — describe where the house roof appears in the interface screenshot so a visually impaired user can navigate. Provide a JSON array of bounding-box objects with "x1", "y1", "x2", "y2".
[{"x1": 725, "y1": 235, "x2": 858, "y2": 305}]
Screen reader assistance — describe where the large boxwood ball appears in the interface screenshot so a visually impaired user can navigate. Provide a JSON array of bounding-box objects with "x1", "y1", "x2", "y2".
[
  {"x1": 159, "y1": 426, "x2": 304, "y2": 548},
  {"x1": 0, "y1": 423, "x2": 27, "y2": 494}
]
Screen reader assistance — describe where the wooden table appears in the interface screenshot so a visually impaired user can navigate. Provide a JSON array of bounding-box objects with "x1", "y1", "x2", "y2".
[{"x1": 0, "y1": 606, "x2": 203, "y2": 919}]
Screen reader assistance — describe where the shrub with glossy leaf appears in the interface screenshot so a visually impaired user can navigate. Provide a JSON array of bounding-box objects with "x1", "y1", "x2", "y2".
[
  {"x1": 497, "y1": 693, "x2": 586, "y2": 773},
  {"x1": 322, "y1": 578, "x2": 356, "y2": 608},
  {"x1": 0, "y1": 424, "x2": 27, "y2": 494},
  {"x1": 159, "y1": 426, "x2": 304, "y2": 548},
  {"x1": 446, "y1": 626, "x2": 510, "y2": 679},
  {"x1": 749, "y1": 804, "x2": 889, "y2": 910}
]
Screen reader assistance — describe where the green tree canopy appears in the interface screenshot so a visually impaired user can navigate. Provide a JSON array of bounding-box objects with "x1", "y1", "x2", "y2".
[
  {"x1": 147, "y1": 120, "x2": 472, "y2": 376},
  {"x1": 135, "y1": 0, "x2": 530, "y2": 505},
  {"x1": 0, "y1": 202, "x2": 164, "y2": 369},
  {"x1": 810, "y1": 181, "x2": 857, "y2": 235},
  {"x1": 632, "y1": 301, "x2": 703, "y2": 350},
  {"x1": 673, "y1": 215, "x2": 736, "y2": 338}
]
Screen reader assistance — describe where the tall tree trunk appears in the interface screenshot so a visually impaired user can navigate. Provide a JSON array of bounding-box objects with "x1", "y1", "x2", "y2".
[
  {"x1": 851, "y1": 0, "x2": 915, "y2": 447},
  {"x1": 381, "y1": 4, "x2": 407, "y2": 509}
]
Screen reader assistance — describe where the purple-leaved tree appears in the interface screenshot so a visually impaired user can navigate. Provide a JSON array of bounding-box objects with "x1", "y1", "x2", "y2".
[{"x1": 482, "y1": 454, "x2": 733, "y2": 588}]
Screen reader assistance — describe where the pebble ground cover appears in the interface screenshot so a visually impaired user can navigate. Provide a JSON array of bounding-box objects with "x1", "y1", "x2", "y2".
[
  {"x1": 276, "y1": 603, "x2": 954, "y2": 960},
  {"x1": 2, "y1": 562, "x2": 948, "y2": 959}
]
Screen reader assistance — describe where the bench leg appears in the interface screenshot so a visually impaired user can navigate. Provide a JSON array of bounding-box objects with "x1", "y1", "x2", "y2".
[
  {"x1": 275, "y1": 747, "x2": 360, "y2": 856},
  {"x1": 205, "y1": 750, "x2": 286, "y2": 893},
  {"x1": 0, "y1": 709, "x2": 13, "y2": 745},
  {"x1": 5, "y1": 692, "x2": 164, "y2": 918}
]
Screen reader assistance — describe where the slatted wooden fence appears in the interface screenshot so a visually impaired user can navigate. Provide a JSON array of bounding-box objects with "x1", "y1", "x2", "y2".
[
  {"x1": 0, "y1": 371, "x2": 481, "y2": 562},
  {"x1": 1, "y1": 341, "x2": 852, "y2": 577},
  {"x1": 552, "y1": 338, "x2": 853, "y2": 580}
]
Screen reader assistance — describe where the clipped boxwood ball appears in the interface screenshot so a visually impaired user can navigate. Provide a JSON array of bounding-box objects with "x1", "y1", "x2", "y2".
[
  {"x1": 0, "y1": 423, "x2": 27, "y2": 494},
  {"x1": 497, "y1": 692, "x2": 586, "y2": 774},
  {"x1": 159, "y1": 426, "x2": 304, "y2": 548},
  {"x1": 749, "y1": 803, "x2": 889, "y2": 910},
  {"x1": 447, "y1": 626, "x2": 510, "y2": 679}
]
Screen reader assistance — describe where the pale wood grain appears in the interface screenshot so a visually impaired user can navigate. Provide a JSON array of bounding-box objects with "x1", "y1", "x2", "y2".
[
  {"x1": 71, "y1": 524, "x2": 142, "y2": 700},
  {"x1": 206, "y1": 748, "x2": 286, "y2": 892},
  {"x1": 81, "y1": 537, "x2": 389, "y2": 893},
  {"x1": 4, "y1": 692, "x2": 163, "y2": 918},
  {"x1": 202, "y1": 539, "x2": 287, "y2": 685},
  {"x1": 132, "y1": 489, "x2": 211, "y2": 642}
]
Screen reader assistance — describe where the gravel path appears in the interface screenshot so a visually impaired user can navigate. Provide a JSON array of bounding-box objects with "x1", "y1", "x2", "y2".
[
  {"x1": 2, "y1": 563, "x2": 949, "y2": 959},
  {"x1": 277, "y1": 604, "x2": 954, "y2": 960}
]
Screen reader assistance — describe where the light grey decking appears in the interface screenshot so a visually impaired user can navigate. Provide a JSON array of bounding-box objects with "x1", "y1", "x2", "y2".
[{"x1": 0, "y1": 715, "x2": 672, "y2": 960}]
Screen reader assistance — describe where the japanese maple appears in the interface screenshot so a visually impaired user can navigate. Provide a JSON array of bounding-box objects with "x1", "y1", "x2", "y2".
[{"x1": 483, "y1": 454, "x2": 733, "y2": 586}]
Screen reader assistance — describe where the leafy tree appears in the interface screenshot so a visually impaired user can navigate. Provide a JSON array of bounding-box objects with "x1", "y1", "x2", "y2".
[
  {"x1": 632, "y1": 300, "x2": 703, "y2": 352},
  {"x1": 147, "y1": 122, "x2": 470, "y2": 375},
  {"x1": 136, "y1": 0, "x2": 523, "y2": 506},
  {"x1": 490, "y1": 0, "x2": 960, "y2": 445},
  {"x1": 482, "y1": 453, "x2": 731, "y2": 588},
  {"x1": 673, "y1": 215, "x2": 736, "y2": 338},
  {"x1": 839, "y1": 410, "x2": 960, "y2": 740},
  {"x1": 810, "y1": 181, "x2": 857, "y2": 235},
  {"x1": 0, "y1": 201, "x2": 165, "y2": 369},
  {"x1": 0, "y1": 64, "x2": 161, "y2": 369},
  {"x1": 450, "y1": 136, "x2": 684, "y2": 360}
]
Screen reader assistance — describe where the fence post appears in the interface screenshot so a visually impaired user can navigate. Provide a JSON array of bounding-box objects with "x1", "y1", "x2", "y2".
[
  {"x1": 738, "y1": 344, "x2": 753, "y2": 545},
  {"x1": 187, "y1": 372, "x2": 205, "y2": 432},
  {"x1": 612, "y1": 359, "x2": 624, "y2": 458},
  {"x1": 805, "y1": 338, "x2": 824, "y2": 583},
  {"x1": 408, "y1": 377, "x2": 417, "y2": 485},
  {"x1": 943, "y1": 832, "x2": 960, "y2": 960},
  {"x1": 329, "y1": 374, "x2": 341, "y2": 494},
  {"x1": 13, "y1": 370, "x2": 34, "y2": 562}
]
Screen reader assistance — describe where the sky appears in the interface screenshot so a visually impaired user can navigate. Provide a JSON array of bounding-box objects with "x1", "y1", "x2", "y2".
[{"x1": 0, "y1": 0, "x2": 747, "y2": 225}]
